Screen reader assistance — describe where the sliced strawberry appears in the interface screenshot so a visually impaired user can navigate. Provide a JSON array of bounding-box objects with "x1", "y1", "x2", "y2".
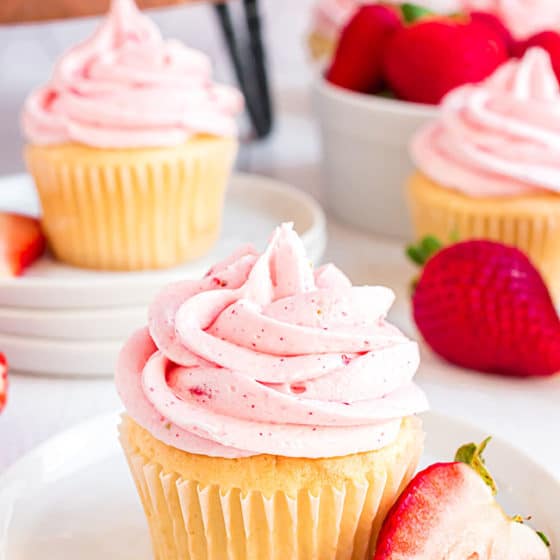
[
  {"x1": 326, "y1": 5, "x2": 402, "y2": 93},
  {"x1": 0, "y1": 213, "x2": 45, "y2": 277},
  {"x1": 514, "y1": 32, "x2": 560, "y2": 82},
  {"x1": 375, "y1": 439, "x2": 551, "y2": 559},
  {"x1": 409, "y1": 238, "x2": 560, "y2": 377},
  {"x1": 0, "y1": 354, "x2": 7, "y2": 413},
  {"x1": 384, "y1": 17, "x2": 508, "y2": 104}
]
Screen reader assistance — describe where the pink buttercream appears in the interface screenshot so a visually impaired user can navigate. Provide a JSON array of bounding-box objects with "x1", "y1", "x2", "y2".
[
  {"x1": 22, "y1": 0, "x2": 243, "y2": 148},
  {"x1": 463, "y1": 0, "x2": 560, "y2": 39},
  {"x1": 115, "y1": 224, "x2": 427, "y2": 459},
  {"x1": 412, "y1": 48, "x2": 560, "y2": 197}
]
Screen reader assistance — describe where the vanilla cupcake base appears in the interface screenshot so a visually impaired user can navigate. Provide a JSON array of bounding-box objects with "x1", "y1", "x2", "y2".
[
  {"x1": 408, "y1": 172, "x2": 560, "y2": 302},
  {"x1": 25, "y1": 137, "x2": 237, "y2": 271},
  {"x1": 119, "y1": 415, "x2": 423, "y2": 560}
]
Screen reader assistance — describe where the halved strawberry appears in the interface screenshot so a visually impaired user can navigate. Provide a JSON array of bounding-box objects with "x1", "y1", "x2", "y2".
[
  {"x1": 375, "y1": 439, "x2": 551, "y2": 559},
  {"x1": 0, "y1": 354, "x2": 7, "y2": 413},
  {"x1": 0, "y1": 213, "x2": 45, "y2": 276}
]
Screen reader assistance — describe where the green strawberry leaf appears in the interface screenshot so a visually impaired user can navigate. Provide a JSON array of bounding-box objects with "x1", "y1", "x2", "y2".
[
  {"x1": 420, "y1": 235, "x2": 442, "y2": 258},
  {"x1": 406, "y1": 245, "x2": 425, "y2": 266},
  {"x1": 455, "y1": 437, "x2": 498, "y2": 495},
  {"x1": 537, "y1": 531, "x2": 551, "y2": 547},
  {"x1": 406, "y1": 235, "x2": 443, "y2": 267},
  {"x1": 401, "y1": 3, "x2": 433, "y2": 24}
]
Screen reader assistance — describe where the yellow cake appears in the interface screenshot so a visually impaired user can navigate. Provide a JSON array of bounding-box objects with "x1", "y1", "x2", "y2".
[
  {"x1": 307, "y1": 30, "x2": 338, "y2": 63},
  {"x1": 25, "y1": 138, "x2": 236, "y2": 271},
  {"x1": 120, "y1": 414, "x2": 424, "y2": 560}
]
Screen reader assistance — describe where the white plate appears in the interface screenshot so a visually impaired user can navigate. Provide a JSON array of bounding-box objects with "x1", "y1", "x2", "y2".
[
  {"x1": 0, "y1": 333, "x2": 121, "y2": 377},
  {"x1": 0, "y1": 304, "x2": 145, "y2": 340},
  {"x1": 0, "y1": 412, "x2": 557, "y2": 559},
  {"x1": 0, "y1": 173, "x2": 327, "y2": 309}
]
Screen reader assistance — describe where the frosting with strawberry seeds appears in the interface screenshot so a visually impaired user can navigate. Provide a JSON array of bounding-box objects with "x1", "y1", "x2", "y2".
[
  {"x1": 116, "y1": 224, "x2": 428, "y2": 459},
  {"x1": 463, "y1": 0, "x2": 560, "y2": 39},
  {"x1": 22, "y1": 0, "x2": 243, "y2": 148},
  {"x1": 412, "y1": 48, "x2": 560, "y2": 197}
]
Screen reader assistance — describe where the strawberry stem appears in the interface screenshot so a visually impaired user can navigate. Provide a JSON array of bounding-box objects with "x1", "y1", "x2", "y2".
[
  {"x1": 538, "y1": 531, "x2": 551, "y2": 547},
  {"x1": 406, "y1": 235, "x2": 442, "y2": 267},
  {"x1": 401, "y1": 3, "x2": 433, "y2": 23},
  {"x1": 455, "y1": 437, "x2": 498, "y2": 495}
]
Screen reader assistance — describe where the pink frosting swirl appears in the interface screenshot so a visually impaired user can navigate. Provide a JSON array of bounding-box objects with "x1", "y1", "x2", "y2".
[
  {"x1": 22, "y1": 0, "x2": 243, "y2": 148},
  {"x1": 116, "y1": 224, "x2": 427, "y2": 459},
  {"x1": 412, "y1": 48, "x2": 560, "y2": 197},
  {"x1": 463, "y1": 0, "x2": 560, "y2": 39}
]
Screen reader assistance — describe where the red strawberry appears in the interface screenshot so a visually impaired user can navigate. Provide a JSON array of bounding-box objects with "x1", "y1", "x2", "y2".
[
  {"x1": 384, "y1": 18, "x2": 509, "y2": 104},
  {"x1": 470, "y1": 11, "x2": 515, "y2": 54},
  {"x1": 0, "y1": 213, "x2": 45, "y2": 276},
  {"x1": 375, "y1": 439, "x2": 551, "y2": 559},
  {"x1": 0, "y1": 354, "x2": 7, "y2": 413},
  {"x1": 326, "y1": 5, "x2": 402, "y2": 93},
  {"x1": 409, "y1": 238, "x2": 560, "y2": 377},
  {"x1": 514, "y1": 32, "x2": 560, "y2": 82}
]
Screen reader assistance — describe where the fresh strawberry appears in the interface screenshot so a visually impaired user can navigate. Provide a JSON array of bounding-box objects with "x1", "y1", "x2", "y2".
[
  {"x1": 408, "y1": 238, "x2": 560, "y2": 377},
  {"x1": 384, "y1": 18, "x2": 508, "y2": 104},
  {"x1": 326, "y1": 5, "x2": 402, "y2": 93},
  {"x1": 0, "y1": 213, "x2": 45, "y2": 276},
  {"x1": 514, "y1": 32, "x2": 560, "y2": 82},
  {"x1": 0, "y1": 354, "x2": 7, "y2": 413},
  {"x1": 470, "y1": 11, "x2": 515, "y2": 54},
  {"x1": 375, "y1": 439, "x2": 551, "y2": 559}
]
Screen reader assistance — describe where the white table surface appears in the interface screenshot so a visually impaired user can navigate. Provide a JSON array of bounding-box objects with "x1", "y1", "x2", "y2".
[{"x1": 1, "y1": 2, "x2": 560, "y2": 480}]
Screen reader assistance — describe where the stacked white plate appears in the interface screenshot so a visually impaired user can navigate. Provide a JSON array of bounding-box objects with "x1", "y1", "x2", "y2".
[{"x1": 0, "y1": 172, "x2": 327, "y2": 377}]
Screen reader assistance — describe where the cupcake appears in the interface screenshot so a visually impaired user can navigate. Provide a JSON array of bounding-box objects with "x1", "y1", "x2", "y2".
[
  {"x1": 116, "y1": 223, "x2": 428, "y2": 559},
  {"x1": 22, "y1": 0, "x2": 243, "y2": 271},
  {"x1": 408, "y1": 48, "x2": 560, "y2": 301}
]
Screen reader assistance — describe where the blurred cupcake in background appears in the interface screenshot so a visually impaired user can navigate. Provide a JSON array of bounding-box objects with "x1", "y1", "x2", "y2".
[
  {"x1": 408, "y1": 48, "x2": 560, "y2": 301},
  {"x1": 307, "y1": 0, "x2": 461, "y2": 63},
  {"x1": 116, "y1": 223, "x2": 428, "y2": 559},
  {"x1": 22, "y1": 0, "x2": 243, "y2": 271}
]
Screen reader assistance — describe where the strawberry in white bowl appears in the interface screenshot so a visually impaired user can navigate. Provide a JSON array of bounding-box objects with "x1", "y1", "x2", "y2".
[{"x1": 313, "y1": 3, "x2": 510, "y2": 238}]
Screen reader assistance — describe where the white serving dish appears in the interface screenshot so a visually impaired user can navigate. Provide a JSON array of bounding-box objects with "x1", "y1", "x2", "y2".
[
  {"x1": 0, "y1": 304, "x2": 146, "y2": 341},
  {"x1": 0, "y1": 332, "x2": 121, "y2": 376},
  {"x1": 0, "y1": 411, "x2": 557, "y2": 559},
  {"x1": 313, "y1": 76, "x2": 437, "y2": 239}
]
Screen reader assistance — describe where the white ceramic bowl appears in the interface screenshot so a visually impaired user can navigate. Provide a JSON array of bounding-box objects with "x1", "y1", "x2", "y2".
[{"x1": 313, "y1": 76, "x2": 437, "y2": 239}]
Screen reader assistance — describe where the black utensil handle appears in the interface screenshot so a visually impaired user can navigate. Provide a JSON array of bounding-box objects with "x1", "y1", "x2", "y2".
[{"x1": 214, "y1": 0, "x2": 274, "y2": 139}]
